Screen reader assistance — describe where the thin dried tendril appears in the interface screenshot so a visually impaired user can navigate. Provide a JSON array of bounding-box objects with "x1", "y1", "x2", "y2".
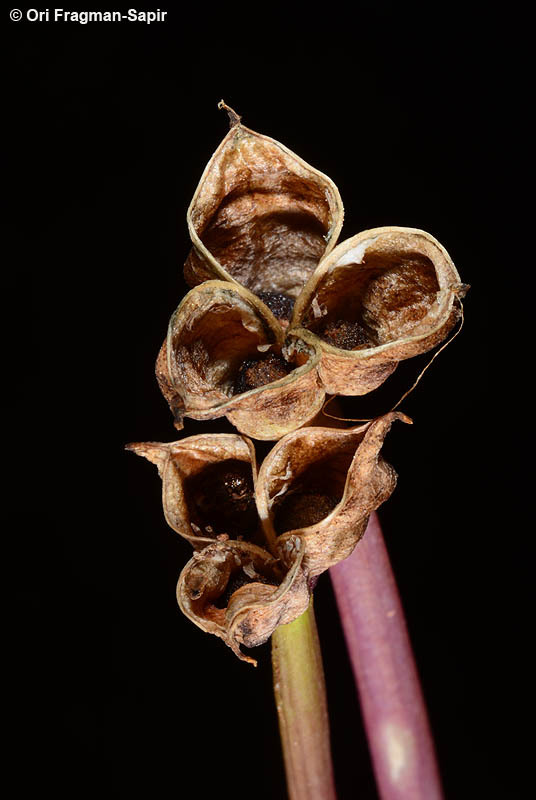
[{"x1": 321, "y1": 299, "x2": 465, "y2": 424}]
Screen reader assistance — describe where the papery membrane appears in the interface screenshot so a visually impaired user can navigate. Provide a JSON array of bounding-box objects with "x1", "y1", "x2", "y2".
[{"x1": 256, "y1": 413, "x2": 411, "y2": 577}]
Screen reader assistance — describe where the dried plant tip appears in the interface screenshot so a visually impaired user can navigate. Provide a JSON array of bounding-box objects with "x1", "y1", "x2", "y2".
[
  {"x1": 234, "y1": 352, "x2": 292, "y2": 395},
  {"x1": 217, "y1": 99, "x2": 241, "y2": 127}
]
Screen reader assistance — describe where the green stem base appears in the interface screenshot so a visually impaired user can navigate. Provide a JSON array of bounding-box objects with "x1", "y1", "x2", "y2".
[{"x1": 272, "y1": 601, "x2": 337, "y2": 800}]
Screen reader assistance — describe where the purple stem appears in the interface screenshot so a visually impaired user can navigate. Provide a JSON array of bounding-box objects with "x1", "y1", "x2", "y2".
[{"x1": 330, "y1": 512, "x2": 444, "y2": 800}]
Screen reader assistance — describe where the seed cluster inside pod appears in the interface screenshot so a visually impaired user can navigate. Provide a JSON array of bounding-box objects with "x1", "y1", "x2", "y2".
[
  {"x1": 233, "y1": 352, "x2": 293, "y2": 394},
  {"x1": 318, "y1": 319, "x2": 371, "y2": 350},
  {"x1": 184, "y1": 459, "x2": 258, "y2": 539},
  {"x1": 166, "y1": 282, "x2": 318, "y2": 409},
  {"x1": 256, "y1": 291, "x2": 295, "y2": 324},
  {"x1": 171, "y1": 297, "x2": 277, "y2": 400},
  {"x1": 271, "y1": 442, "x2": 357, "y2": 534},
  {"x1": 297, "y1": 230, "x2": 453, "y2": 353},
  {"x1": 303, "y1": 250, "x2": 440, "y2": 348},
  {"x1": 160, "y1": 279, "x2": 328, "y2": 439},
  {"x1": 274, "y1": 491, "x2": 339, "y2": 532}
]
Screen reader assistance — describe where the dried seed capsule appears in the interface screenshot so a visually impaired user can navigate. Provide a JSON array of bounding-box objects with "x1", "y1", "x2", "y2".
[
  {"x1": 125, "y1": 434, "x2": 261, "y2": 546},
  {"x1": 184, "y1": 117, "x2": 343, "y2": 305},
  {"x1": 156, "y1": 281, "x2": 325, "y2": 440},
  {"x1": 177, "y1": 537, "x2": 310, "y2": 665},
  {"x1": 256, "y1": 412, "x2": 411, "y2": 577},
  {"x1": 291, "y1": 227, "x2": 465, "y2": 396}
]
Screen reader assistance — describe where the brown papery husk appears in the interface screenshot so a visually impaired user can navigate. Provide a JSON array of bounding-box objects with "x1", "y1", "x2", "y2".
[
  {"x1": 125, "y1": 434, "x2": 258, "y2": 547},
  {"x1": 256, "y1": 412, "x2": 411, "y2": 578},
  {"x1": 157, "y1": 281, "x2": 325, "y2": 440},
  {"x1": 184, "y1": 119, "x2": 344, "y2": 301},
  {"x1": 177, "y1": 536, "x2": 310, "y2": 665},
  {"x1": 290, "y1": 227, "x2": 463, "y2": 395}
]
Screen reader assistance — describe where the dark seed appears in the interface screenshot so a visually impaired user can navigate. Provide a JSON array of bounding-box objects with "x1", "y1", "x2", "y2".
[
  {"x1": 234, "y1": 352, "x2": 291, "y2": 395},
  {"x1": 319, "y1": 319, "x2": 370, "y2": 350},
  {"x1": 274, "y1": 491, "x2": 339, "y2": 532},
  {"x1": 257, "y1": 292, "x2": 295, "y2": 321},
  {"x1": 189, "y1": 462, "x2": 257, "y2": 537}
]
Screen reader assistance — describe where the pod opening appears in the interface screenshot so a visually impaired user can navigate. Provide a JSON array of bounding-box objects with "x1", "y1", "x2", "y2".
[
  {"x1": 304, "y1": 250, "x2": 440, "y2": 348},
  {"x1": 194, "y1": 168, "x2": 334, "y2": 298},
  {"x1": 212, "y1": 563, "x2": 278, "y2": 609},
  {"x1": 272, "y1": 447, "x2": 356, "y2": 534},
  {"x1": 184, "y1": 459, "x2": 258, "y2": 540}
]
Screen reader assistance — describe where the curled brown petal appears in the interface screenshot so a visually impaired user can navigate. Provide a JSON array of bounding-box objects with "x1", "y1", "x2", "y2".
[
  {"x1": 256, "y1": 412, "x2": 411, "y2": 577},
  {"x1": 177, "y1": 537, "x2": 310, "y2": 665},
  {"x1": 158, "y1": 280, "x2": 325, "y2": 440},
  {"x1": 291, "y1": 227, "x2": 464, "y2": 395},
  {"x1": 184, "y1": 119, "x2": 344, "y2": 314},
  {"x1": 125, "y1": 434, "x2": 260, "y2": 547}
]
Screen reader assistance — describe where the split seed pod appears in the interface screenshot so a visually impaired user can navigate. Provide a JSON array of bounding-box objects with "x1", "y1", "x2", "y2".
[
  {"x1": 291, "y1": 226, "x2": 465, "y2": 395},
  {"x1": 184, "y1": 110, "x2": 344, "y2": 313},
  {"x1": 156, "y1": 281, "x2": 325, "y2": 440},
  {"x1": 256, "y1": 412, "x2": 411, "y2": 578},
  {"x1": 177, "y1": 536, "x2": 309, "y2": 665},
  {"x1": 125, "y1": 433, "x2": 260, "y2": 547}
]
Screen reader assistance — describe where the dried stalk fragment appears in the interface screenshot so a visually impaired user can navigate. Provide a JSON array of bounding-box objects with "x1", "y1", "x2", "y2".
[
  {"x1": 125, "y1": 434, "x2": 260, "y2": 547},
  {"x1": 184, "y1": 117, "x2": 344, "y2": 315},
  {"x1": 291, "y1": 227, "x2": 465, "y2": 395},
  {"x1": 256, "y1": 413, "x2": 411, "y2": 577},
  {"x1": 158, "y1": 280, "x2": 325, "y2": 440},
  {"x1": 177, "y1": 537, "x2": 310, "y2": 665}
]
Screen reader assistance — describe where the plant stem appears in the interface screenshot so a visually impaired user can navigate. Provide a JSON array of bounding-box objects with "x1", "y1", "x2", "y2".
[
  {"x1": 330, "y1": 512, "x2": 444, "y2": 800},
  {"x1": 272, "y1": 600, "x2": 338, "y2": 800}
]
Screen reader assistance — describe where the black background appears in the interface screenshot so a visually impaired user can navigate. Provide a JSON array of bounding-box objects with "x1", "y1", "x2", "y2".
[{"x1": 10, "y1": 2, "x2": 528, "y2": 798}]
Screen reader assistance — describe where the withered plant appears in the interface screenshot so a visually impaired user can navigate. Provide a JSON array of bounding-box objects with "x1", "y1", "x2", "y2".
[{"x1": 127, "y1": 101, "x2": 466, "y2": 800}]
